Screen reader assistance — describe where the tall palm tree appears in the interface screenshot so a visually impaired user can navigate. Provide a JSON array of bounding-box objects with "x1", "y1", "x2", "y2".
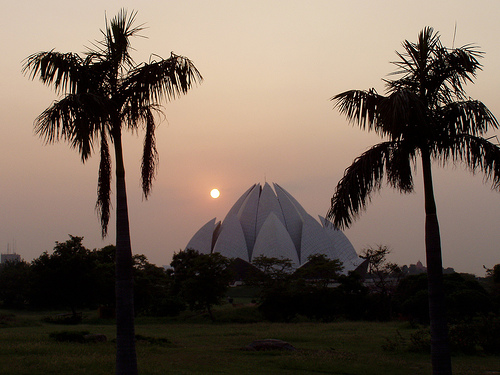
[
  {"x1": 328, "y1": 27, "x2": 499, "y2": 375},
  {"x1": 23, "y1": 10, "x2": 202, "y2": 375}
]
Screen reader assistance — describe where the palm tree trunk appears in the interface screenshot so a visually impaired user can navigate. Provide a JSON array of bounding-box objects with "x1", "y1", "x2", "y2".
[
  {"x1": 421, "y1": 149, "x2": 452, "y2": 375},
  {"x1": 114, "y1": 129, "x2": 138, "y2": 375}
]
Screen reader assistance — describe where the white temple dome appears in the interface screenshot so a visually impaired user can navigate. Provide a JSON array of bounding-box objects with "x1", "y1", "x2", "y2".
[{"x1": 185, "y1": 182, "x2": 362, "y2": 272}]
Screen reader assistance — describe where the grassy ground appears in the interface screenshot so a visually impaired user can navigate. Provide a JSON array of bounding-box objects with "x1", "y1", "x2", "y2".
[{"x1": 0, "y1": 308, "x2": 499, "y2": 374}]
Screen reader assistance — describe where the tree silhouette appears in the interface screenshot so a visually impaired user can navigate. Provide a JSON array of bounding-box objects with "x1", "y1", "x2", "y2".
[
  {"x1": 328, "y1": 27, "x2": 500, "y2": 375},
  {"x1": 23, "y1": 10, "x2": 202, "y2": 375},
  {"x1": 169, "y1": 249, "x2": 232, "y2": 322}
]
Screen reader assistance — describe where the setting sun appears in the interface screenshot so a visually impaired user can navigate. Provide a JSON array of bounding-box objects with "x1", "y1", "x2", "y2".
[{"x1": 210, "y1": 188, "x2": 220, "y2": 199}]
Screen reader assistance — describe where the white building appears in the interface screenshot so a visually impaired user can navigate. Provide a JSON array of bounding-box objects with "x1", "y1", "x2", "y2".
[
  {"x1": 1, "y1": 253, "x2": 21, "y2": 264},
  {"x1": 186, "y1": 182, "x2": 363, "y2": 273}
]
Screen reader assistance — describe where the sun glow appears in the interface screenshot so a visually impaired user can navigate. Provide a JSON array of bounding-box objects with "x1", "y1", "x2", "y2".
[{"x1": 210, "y1": 188, "x2": 220, "y2": 199}]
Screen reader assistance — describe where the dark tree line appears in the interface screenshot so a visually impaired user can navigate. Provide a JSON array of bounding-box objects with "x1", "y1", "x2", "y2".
[
  {"x1": 249, "y1": 252, "x2": 499, "y2": 324},
  {"x1": 0, "y1": 238, "x2": 230, "y2": 320},
  {"x1": 1, "y1": 237, "x2": 497, "y2": 328},
  {"x1": 0, "y1": 236, "x2": 165, "y2": 314}
]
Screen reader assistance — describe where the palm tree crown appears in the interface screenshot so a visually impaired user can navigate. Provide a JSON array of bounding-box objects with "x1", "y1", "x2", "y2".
[
  {"x1": 329, "y1": 27, "x2": 499, "y2": 229},
  {"x1": 23, "y1": 9, "x2": 202, "y2": 236}
]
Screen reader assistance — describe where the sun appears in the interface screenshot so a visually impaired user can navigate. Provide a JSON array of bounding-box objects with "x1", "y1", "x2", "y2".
[{"x1": 210, "y1": 188, "x2": 220, "y2": 199}]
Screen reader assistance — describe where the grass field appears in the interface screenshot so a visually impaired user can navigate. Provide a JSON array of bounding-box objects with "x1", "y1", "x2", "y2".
[{"x1": 1, "y1": 308, "x2": 499, "y2": 375}]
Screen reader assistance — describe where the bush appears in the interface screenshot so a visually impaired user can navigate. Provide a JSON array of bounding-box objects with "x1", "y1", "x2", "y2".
[
  {"x1": 140, "y1": 296, "x2": 185, "y2": 317},
  {"x1": 408, "y1": 329, "x2": 431, "y2": 353},
  {"x1": 469, "y1": 314, "x2": 500, "y2": 354},
  {"x1": 382, "y1": 314, "x2": 500, "y2": 355},
  {"x1": 135, "y1": 334, "x2": 172, "y2": 346},
  {"x1": 381, "y1": 330, "x2": 407, "y2": 352},
  {"x1": 448, "y1": 316, "x2": 500, "y2": 355},
  {"x1": 43, "y1": 313, "x2": 82, "y2": 325},
  {"x1": 258, "y1": 288, "x2": 297, "y2": 322},
  {"x1": 448, "y1": 322, "x2": 478, "y2": 354},
  {"x1": 0, "y1": 313, "x2": 16, "y2": 327},
  {"x1": 49, "y1": 330, "x2": 90, "y2": 343},
  {"x1": 394, "y1": 273, "x2": 495, "y2": 323}
]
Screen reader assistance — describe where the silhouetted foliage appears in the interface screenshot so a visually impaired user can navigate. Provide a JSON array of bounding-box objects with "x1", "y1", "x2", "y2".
[
  {"x1": 293, "y1": 254, "x2": 344, "y2": 288},
  {"x1": 394, "y1": 273, "x2": 494, "y2": 324},
  {"x1": 250, "y1": 255, "x2": 295, "y2": 286},
  {"x1": 30, "y1": 236, "x2": 99, "y2": 314},
  {"x1": 484, "y1": 264, "x2": 500, "y2": 310},
  {"x1": 248, "y1": 254, "x2": 373, "y2": 322},
  {"x1": 0, "y1": 236, "x2": 172, "y2": 316},
  {"x1": 361, "y1": 245, "x2": 403, "y2": 320},
  {"x1": 0, "y1": 260, "x2": 31, "y2": 309},
  {"x1": 168, "y1": 249, "x2": 232, "y2": 321},
  {"x1": 486, "y1": 264, "x2": 500, "y2": 284},
  {"x1": 132, "y1": 254, "x2": 169, "y2": 315},
  {"x1": 227, "y1": 257, "x2": 263, "y2": 284},
  {"x1": 334, "y1": 271, "x2": 369, "y2": 320}
]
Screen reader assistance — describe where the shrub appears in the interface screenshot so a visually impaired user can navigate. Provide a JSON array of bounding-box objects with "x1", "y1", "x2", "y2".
[
  {"x1": 43, "y1": 313, "x2": 82, "y2": 325},
  {"x1": 49, "y1": 330, "x2": 90, "y2": 343},
  {"x1": 470, "y1": 314, "x2": 500, "y2": 354},
  {"x1": 383, "y1": 314, "x2": 500, "y2": 355},
  {"x1": 135, "y1": 334, "x2": 172, "y2": 346},
  {"x1": 381, "y1": 330, "x2": 407, "y2": 352},
  {"x1": 408, "y1": 329, "x2": 431, "y2": 353}
]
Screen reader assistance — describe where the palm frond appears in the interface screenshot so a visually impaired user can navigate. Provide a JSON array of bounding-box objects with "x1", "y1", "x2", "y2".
[
  {"x1": 124, "y1": 53, "x2": 203, "y2": 107},
  {"x1": 441, "y1": 134, "x2": 500, "y2": 189},
  {"x1": 438, "y1": 100, "x2": 499, "y2": 138},
  {"x1": 390, "y1": 27, "x2": 440, "y2": 79},
  {"x1": 22, "y1": 51, "x2": 84, "y2": 94},
  {"x1": 34, "y1": 93, "x2": 108, "y2": 160},
  {"x1": 96, "y1": 131, "x2": 112, "y2": 237},
  {"x1": 388, "y1": 26, "x2": 483, "y2": 106},
  {"x1": 386, "y1": 142, "x2": 416, "y2": 191},
  {"x1": 334, "y1": 88, "x2": 425, "y2": 141},
  {"x1": 100, "y1": 9, "x2": 144, "y2": 70},
  {"x1": 327, "y1": 141, "x2": 414, "y2": 228},
  {"x1": 141, "y1": 108, "x2": 158, "y2": 198},
  {"x1": 378, "y1": 89, "x2": 425, "y2": 139},
  {"x1": 332, "y1": 89, "x2": 384, "y2": 135},
  {"x1": 438, "y1": 44, "x2": 483, "y2": 99}
]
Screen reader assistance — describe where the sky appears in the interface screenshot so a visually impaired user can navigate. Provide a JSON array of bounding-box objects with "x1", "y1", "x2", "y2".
[{"x1": 1, "y1": 1, "x2": 499, "y2": 276}]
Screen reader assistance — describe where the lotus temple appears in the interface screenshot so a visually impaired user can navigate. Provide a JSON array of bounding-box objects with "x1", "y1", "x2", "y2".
[{"x1": 185, "y1": 182, "x2": 364, "y2": 273}]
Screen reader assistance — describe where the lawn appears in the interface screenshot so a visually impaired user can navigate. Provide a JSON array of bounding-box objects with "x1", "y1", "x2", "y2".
[{"x1": 0, "y1": 309, "x2": 498, "y2": 374}]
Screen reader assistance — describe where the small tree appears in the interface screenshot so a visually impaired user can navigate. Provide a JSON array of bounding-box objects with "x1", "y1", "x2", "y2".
[
  {"x1": 485, "y1": 264, "x2": 500, "y2": 284},
  {"x1": 251, "y1": 255, "x2": 295, "y2": 287},
  {"x1": 293, "y1": 254, "x2": 344, "y2": 288},
  {"x1": 30, "y1": 235, "x2": 98, "y2": 314},
  {"x1": 169, "y1": 249, "x2": 232, "y2": 321},
  {"x1": 361, "y1": 245, "x2": 403, "y2": 320},
  {"x1": 132, "y1": 254, "x2": 170, "y2": 315},
  {"x1": 0, "y1": 260, "x2": 31, "y2": 309},
  {"x1": 361, "y1": 245, "x2": 403, "y2": 298}
]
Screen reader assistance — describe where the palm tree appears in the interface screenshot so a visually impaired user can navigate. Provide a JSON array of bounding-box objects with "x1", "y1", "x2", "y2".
[
  {"x1": 328, "y1": 27, "x2": 500, "y2": 375},
  {"x1": 23, "y1": 10, "x2": 202, "y2": 375}
]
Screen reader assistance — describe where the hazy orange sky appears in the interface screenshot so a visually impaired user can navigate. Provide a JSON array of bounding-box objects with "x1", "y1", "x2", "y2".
[{"x1": 2, "y1": 1, "x2": 499, "y2": 275}]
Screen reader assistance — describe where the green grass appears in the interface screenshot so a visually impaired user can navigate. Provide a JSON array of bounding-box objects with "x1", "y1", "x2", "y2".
[{"x1": 0, "y1": 309, "x2": 499, "y2": 374}]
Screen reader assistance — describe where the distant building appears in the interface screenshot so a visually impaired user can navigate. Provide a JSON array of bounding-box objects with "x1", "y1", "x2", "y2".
[
  {"x1": 1, "y1": 253, "x2": 21, "y2": 264},
  {"x1": 402, "y1": 261, "x2": 455, "y2": 275},
  {"x1": 185, "y1": 182, "x2": 363, "y2": 273}
]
